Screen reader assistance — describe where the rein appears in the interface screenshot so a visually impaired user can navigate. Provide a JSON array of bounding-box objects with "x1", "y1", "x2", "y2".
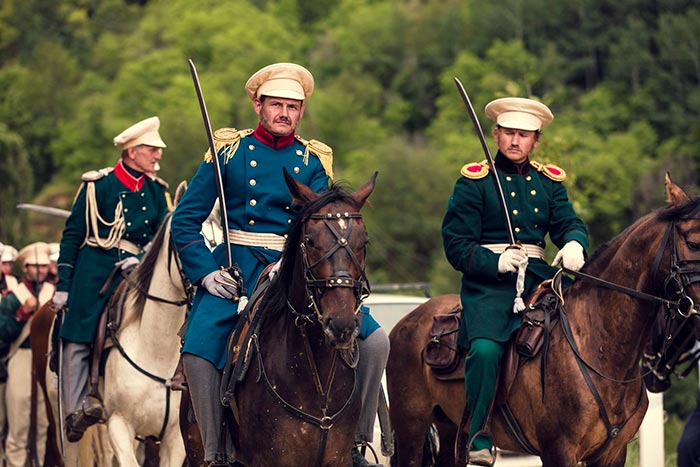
[
  {"x1": 106, "y1": 235, "x2": 192, "y2": 443},
  {"x1": 244, "y1": 208, "x2": 366, "y2": 467},
  {"x1": 550, "y1": 219, "x2": 700, "y2": 463},
  {"x1": 121, "y1": 237, "x2": 194, "y2": 307}
]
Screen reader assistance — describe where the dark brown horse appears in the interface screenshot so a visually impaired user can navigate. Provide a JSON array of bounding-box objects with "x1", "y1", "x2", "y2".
[
  {"x1": 387, "y1": 174, "x2": 700, "y2": 467},
  {"x1": 221, "y1": 171, "x2": 377, "y2": 467}
]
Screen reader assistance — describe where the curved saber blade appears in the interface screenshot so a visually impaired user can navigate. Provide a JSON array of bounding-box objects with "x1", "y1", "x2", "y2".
[
  {"x1": 188, "y1": 59, "x2": 233, "y2": 269},
  {"x1": 16, "y1": 204, "x2": 70, "y2": 219},
  {"x1": 453, "y1": 77, "x2": 515, "y2": 244}
]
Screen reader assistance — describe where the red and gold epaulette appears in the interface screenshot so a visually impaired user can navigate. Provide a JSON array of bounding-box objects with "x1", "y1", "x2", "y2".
[
  {"x1": 460, "y1": 161, "x2": 489, "y2": 179},
  {"x1": 530, "y1": 161, "x2": 566, "y2": 182}
]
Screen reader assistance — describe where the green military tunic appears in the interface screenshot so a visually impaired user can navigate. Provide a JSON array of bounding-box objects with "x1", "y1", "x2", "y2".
[
  {"x1": 57, "y1": 162, "x2": 169, "y2": 343},
  {"x1": 442, "y1": 152, "x2": 589, "y2": 348}
]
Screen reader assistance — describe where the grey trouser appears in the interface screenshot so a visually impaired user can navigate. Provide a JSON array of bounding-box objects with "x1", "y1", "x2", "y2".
[
  {"x1": 355, "y1": 328, "x2": 390, "y2": 443},
  {"x1": 61, "y1": 341, "x2": 91, "y2": 416},
  {"x1": 182, "y1": 353, "x2": 235, "y2": 463}
]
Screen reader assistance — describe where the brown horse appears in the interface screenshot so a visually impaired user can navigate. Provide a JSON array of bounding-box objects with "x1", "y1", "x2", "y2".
[
  {"x1": 387, "y1": 174, "x2": 700, "y2": 467},
  {"x1": 219, "y1": 171, "x2": 377, "y2": 467}
]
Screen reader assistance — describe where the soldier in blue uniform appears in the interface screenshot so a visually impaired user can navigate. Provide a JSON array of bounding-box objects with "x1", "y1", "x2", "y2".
[
  {"x1": 171, "y1": 62, "x2": 389, "y2": 467},
  {"x1": 442, "y1": 98, "x2": 589, "y2": 466},
  {"x1": 53, "y1": 116, "x2": 170, "y2": 442}
]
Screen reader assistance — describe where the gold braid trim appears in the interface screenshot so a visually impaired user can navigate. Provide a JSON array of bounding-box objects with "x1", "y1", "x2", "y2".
[
  {"x1": 203, "y1": 128, "x2": 254, "y2": 164},
  {"x1": 295, "y1": 135, "x2": 334, "y2": 180}
]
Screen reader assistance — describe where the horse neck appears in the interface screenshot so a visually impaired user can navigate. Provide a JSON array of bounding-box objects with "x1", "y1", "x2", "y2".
[
  {"x1": 567, "y1": 217, "x2": 666, "y2": 374},
  {"x1": 127, "y1": 227, "x2": 186, "y2": 352}
]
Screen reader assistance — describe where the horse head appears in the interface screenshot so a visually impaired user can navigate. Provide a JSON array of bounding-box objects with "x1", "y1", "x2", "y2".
[
  {"x1": 637, "y1": 173, "x2": 700, "y2": 391},
  {"x1": 275, "y1": 169, "x2": 378, "y2": 349}
]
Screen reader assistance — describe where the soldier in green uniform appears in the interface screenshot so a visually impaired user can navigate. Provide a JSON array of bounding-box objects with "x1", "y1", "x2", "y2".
[
  {"x1": 52, "y1": 116, "x2": 170, "y2": 442},
  {"x1": 442, "y1": 98, "x2": 589, "y2": 465}
]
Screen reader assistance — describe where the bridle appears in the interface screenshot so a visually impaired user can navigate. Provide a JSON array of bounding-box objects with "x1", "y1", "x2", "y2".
[
  {"x1": 294, "y1": 211, "x2": 371, "y2": 324},
  {"x1": 121, "y1": 236, "x2": 194, "y2": 307},
  {"x1": 107, "y1": 233, "x2": 193, "y2": 444},
  {"x1": 259, "y1": 209, "x2": 368, "y2": 467},
  {"x1": 549, "y1": 217, "x2": 700, "y2": 462}
]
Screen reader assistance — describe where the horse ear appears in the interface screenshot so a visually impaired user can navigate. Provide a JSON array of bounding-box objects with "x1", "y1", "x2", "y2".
[
  {"x1": 284, "y1": 168, "x2": 319, "y2": 206},
  {"x1": 665, "y1": 172, "x2": 690, "y2": 206},
  {"x1": 351, "y1": 171, "x2": 379, "y2": 208},
  {"x1": 174, "y1": 181, "x2": 188, "y2": 207}
]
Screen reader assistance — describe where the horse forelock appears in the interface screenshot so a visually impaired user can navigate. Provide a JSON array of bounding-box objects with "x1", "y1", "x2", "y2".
[
  {"x1": 657, "y1": 196, "x2": 700, "y2": 222},
  {"x1": 260, "y1": 183, "x2": 363, "y2": 326}
]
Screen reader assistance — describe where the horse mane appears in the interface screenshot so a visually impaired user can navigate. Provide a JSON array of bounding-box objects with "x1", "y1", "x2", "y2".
[
  {"x1": 259, "y1": 182, "x2": 362, "y2": 327},
  {"x1": 127, "y1": 211, "x2": 174, "y2": 317},
  {"x1": 584, "y1": 196, "x2": 700, "y2": 270}
]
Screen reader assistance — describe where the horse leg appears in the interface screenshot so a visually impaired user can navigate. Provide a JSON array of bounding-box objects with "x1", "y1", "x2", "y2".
[
  {"x1": 433, "y1": 417, "x2": 459, "y2": 467},
  {"x1": 157, "y1": 419, "x2": 187, "y2": 467},
  {"x1": 106, "y1": 414, "x2": 139, "y2": 467}
]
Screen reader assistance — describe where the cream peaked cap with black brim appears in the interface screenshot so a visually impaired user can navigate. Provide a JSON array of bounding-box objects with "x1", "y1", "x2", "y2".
[
  {"x1": 485, "y1": 97, "x2": 554, "y2": 132},
  {"x1": 245, "y1": 63, "x2": 314, "y2": 102},
  {"x1": 113, "y1": 116, "x2": 167, "y2": 149}
]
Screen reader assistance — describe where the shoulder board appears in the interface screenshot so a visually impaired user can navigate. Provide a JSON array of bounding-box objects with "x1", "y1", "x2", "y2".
[
  {"x1": 295, "y1": 135, "x2": 334, "y2": 180},
  {"x1": 203, "y1": 128, "x2": 254, "y2": 164},
  {"x1": 530, "y1": 161, "x2": 566, "y2": 182},
  {"x1": 460, "y1": 161, "x2": 489, "y2": 180},
  {"x1": 153, "y1": 176, "x2": 169, "y2": 189},
  {"x1": 81, "y1": 167, "x2": 114, "y2": 182}
]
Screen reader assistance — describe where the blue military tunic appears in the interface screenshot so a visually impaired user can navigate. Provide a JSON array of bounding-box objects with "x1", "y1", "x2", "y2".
[
  {"x1": 172, "y1": 124, "x2": 379, "y2": 370},
  {"x1": 57, "y1": 162, "x2": 170, "y2": 343},
  {"x1": 442, "y1": 152, "x2": 589, "y2": 348}
]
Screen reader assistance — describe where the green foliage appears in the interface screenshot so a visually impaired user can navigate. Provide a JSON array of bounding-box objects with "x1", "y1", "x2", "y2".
[{"x1": 3, "y1": 0, "x2": 700, "y2": 307}]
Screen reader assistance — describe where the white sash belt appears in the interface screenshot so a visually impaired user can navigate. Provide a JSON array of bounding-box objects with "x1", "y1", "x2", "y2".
[
  {"x1": 482, "y1": 243, "x2": 545, "y2": 260},
  {"x1": 87, "y1": 237, "x2": 143, "y2": 255},
  {"x1": 228, "y1": 229, "x2": 286, "y2": 252}
]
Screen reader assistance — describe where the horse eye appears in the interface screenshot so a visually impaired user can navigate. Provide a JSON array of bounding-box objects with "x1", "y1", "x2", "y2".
[
  {"x1": 305, "y1": 237, "x2": 315, "y2": 248},
  {"x1": 687, "y1": 241, "x2": 700, "y2": 251}
]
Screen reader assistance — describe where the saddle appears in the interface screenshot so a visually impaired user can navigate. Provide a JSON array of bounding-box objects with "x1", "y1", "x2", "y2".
[{"x1": 422, "y1": 280, "x2": 561, "y2": 389}]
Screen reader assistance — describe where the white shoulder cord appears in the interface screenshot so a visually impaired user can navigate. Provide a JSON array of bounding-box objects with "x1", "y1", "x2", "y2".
[{"x1": 82, "y1": 181, "x2": 125, "y2": 249}]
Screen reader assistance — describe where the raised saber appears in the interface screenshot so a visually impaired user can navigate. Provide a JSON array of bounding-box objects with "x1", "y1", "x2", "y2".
[
  {"x1": 188, "y1": 58, "x2": 233, "y2": 269},
  {"x1": 453, "y1": 77, "x2": 516, "y2": 245},
  {"x1": 16, "y1": 204, "x2": 70, "y2": 219}
]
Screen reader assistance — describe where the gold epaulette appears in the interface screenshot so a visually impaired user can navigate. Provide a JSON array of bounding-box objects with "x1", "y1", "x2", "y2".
[
  {"x1": 81, "y1": 167, "x2": 114, "y2": 182},
  {"x1": 203, "y1": 128, "x2": 254, "y2": 164},
  {"x1": 153, "y1": 176, "x2": 169, "y2": 189},
  {"x1": 460, "y1": 161, "x2": 489, "y2": 179},
  {"x1": 295, "y1": 135, "x2": 334, "y2": 180},
  {"x1": 530, "y1": 160, "x2": 566, "y2": 182}
]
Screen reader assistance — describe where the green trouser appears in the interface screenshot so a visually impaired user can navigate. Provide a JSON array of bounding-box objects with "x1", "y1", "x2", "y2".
[{"x1": 465, "y1": 338, "x2": 505, "y2": 451}]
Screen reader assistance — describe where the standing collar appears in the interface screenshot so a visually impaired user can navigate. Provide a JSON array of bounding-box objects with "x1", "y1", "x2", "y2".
[
  {"x1": 114, "y1": 160, "x2": 145, "y2": 192},
  {"x1": 253, "y1": 123, "x2": 296, "y2": 149},
  {"x1": 494, "y1": 151, "x2": 531, "y2": 176}
]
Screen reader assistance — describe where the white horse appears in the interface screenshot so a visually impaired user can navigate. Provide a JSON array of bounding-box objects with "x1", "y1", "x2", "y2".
[
  {"x1": 100, "y1": 193, "x2": 191, "y2": 465},
  {"x1": 34, "y1": 182, "x2": 193, "y2": 466}
]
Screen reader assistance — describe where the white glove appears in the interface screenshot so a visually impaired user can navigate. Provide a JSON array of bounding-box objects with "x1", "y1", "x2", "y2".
[
  {"x1": 52, "y1": 291, "x2": 69, "y2": 309},
  {"x1": 552, "y1": 240, "x2": 585, "y2": 271},
  {"x1": 115, "y1": 256, "x2": 140, "y2": 270},
  {"x1": 201, "y1": 269, "x2": 240, "y2": 300},
  {"x1": 498, "y1": 248, "x2": 528, "y2": 274}
]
